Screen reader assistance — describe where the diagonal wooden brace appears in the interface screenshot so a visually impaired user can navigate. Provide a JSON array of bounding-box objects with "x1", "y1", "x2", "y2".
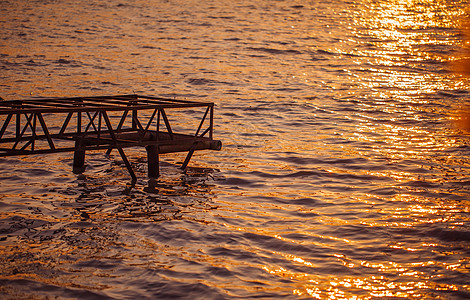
[
  {"x1": 102, "y1": 111, "x2": 137, "y2": 185},
  {"x1": 181, "y1": 142, "x2": 198, "y2": 170}
]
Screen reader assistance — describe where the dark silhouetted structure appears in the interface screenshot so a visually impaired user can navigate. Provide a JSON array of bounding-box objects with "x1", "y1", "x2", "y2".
[{"x1": 0, "y1": 94, "x2": 222, "y2": 184}]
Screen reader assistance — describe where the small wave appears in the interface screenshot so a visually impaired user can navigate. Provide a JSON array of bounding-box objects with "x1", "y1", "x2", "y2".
[
  {"x1": 247, "y1": 169, "x2": 391, "y2": 182},
  {"x1": 275, "y1": 155, "x2": 370, "y2": 166},
  {"x1": 427, "y1": 228, "x2": 470, "y2": 243},
  {"x1": 218, "y1": 176, "x2": 265, "y2": 188},
  {"x1": 279, "y1": 197, "x2": 333, "y2": 207},
  {"x1": 208, "y1": 16, "x2": 236, "y2": 20},
  {"x1": 436, "y1": 89, "x2": 470, "y2": 99},
  {"x1": 273, "y1": 87, "x2": 302, "y2": 92},
  {"x1": 247, "y1": 47, "x2": 303, "y2": 55},
  {"x1": 53, "y1": 58, "x2": 82, "y2": 67},
  {"x1": 23, "y1": 59, "x2": 47, "y2": 67},
  {"x1": 101, "y1": 81, "x2": 120, "y2": 85},
  {"x1": 0, "y1": 279, "x2": 111, "y2": 300},
  {"x1": 0, "y1": 216, "x2": 50, "y2": 236},
  {"x1": 208, "y1": 246, "x2": 260, "y2": 261},
  {"x1": 313, "y1": 49, "x2": 336, "y2": 56},
  {"x1": 242, "y1": 232, "x2": 315, "y2": 254},
  {"x1": 140, "y1": 45, "x2": 160, "y2": 49},
  {"x1": 20, "y1": 168, "x2": 55, "y2": 176},
  {"x1": 187, "y1": 78, "x2": 235, "y2": 86}
]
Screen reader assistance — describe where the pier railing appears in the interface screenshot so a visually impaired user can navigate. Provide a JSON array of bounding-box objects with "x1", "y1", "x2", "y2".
[{"x1": 0, "y1": 94, "x2": 222, "y2": 184}]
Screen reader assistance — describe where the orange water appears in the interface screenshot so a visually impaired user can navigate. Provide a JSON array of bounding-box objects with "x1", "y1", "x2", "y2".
[{"x1": 1, "y1": 0, "x2": 469, "y2": 299}]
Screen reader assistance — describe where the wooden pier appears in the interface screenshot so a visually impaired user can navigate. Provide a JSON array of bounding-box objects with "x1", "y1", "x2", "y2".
[{"x1": 0, "y1": 94, "x2": 222, "y2": 185}]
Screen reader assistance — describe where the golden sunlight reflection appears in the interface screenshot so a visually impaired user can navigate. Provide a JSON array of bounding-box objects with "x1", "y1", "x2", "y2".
[
  {"x1": 254, "y1": 191, "x2": 469, "y2": 298},
  {"x1": 2, "y1": 0, "x2": 470, "y2": 298},
  {"x1": 289, "y1": 272, "x2": 463, "y2": 299},
  {"x1": 452, "y1": 104, "x2": 470, "y2": 132},
  {"x1": 450, "y1": 13, "x2": 470, "y2": 132},
  {"x1": 345, "y1": 1, "x2": 470, "y2": 178}
]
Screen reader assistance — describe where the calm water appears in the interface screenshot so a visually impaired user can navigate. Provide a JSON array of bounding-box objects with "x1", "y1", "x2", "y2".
[{"x1": 1, "y1": 0, "x2": 470, "y2": 299}]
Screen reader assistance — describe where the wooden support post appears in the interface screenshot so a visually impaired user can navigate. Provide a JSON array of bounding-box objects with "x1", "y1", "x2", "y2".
[
  {"x1": 146, "y1": 144, "x2": 159, "y2": 190},
  {"x1": 146, "y1": 144, "x2": 159, "y2": 179},
  {"x1": 73, "y1": 140, "x2": 86, "y2": 174}
]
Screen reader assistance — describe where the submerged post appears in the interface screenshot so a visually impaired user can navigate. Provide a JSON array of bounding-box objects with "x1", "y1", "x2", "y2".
[
  {"x1": 72, "y1": 140, "x2": 86, "y2": 174},
  {"x1": 146, "y1": 144, "x2": 159, "y2": 179}
]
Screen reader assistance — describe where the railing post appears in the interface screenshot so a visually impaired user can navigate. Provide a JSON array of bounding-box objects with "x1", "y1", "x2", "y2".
[
  {"x1": 210, "y1": 104, "x2": 214, "y2": 139},
  {"x1": 132, "y1": 109, "x2": 138, "y2": 130}
]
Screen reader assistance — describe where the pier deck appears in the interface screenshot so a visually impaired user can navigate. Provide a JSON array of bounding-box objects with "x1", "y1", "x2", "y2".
[{"x1": 0, "y1": 94, "x2": 222, "y2": 184}]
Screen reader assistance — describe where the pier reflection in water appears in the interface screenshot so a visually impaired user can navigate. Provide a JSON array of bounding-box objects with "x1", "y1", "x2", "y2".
[{"x1": 0, "y1": 0, "x2": 469, "y2": 299}]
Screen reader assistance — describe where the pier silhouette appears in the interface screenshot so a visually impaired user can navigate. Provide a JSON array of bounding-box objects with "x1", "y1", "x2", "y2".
[{"x1": 0, "y1": 94, "x2": 222, "y2": 185}]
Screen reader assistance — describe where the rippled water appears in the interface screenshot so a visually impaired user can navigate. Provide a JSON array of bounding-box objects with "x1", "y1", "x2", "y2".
[{"x1": 1, "y1": 0, "x2": 470, "y2": 299}]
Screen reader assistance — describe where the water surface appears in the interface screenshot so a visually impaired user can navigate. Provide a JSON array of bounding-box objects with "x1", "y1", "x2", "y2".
[{"x1": 0, "y1": 0, "x2": 469, "y2": 299}]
